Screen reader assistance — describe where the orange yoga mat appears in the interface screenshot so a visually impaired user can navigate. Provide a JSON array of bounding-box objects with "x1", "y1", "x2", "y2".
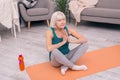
[{"x1": 26, "y1": 45, "x2": 120, "y2": 80}]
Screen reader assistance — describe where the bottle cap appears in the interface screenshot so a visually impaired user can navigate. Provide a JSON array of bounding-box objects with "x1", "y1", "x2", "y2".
[{"x1": 19, "y1": 54, "x2": 22, "y2": 57}]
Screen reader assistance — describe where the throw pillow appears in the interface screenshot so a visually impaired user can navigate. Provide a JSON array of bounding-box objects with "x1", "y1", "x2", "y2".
[{"x1": 19, "y1": 0, "x2": 38, "y2": 9}]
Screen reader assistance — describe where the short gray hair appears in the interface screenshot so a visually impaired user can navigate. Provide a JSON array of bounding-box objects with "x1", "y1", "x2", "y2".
[{"x1": 50, "y1": 11, "x2": 66, "y2": 28}]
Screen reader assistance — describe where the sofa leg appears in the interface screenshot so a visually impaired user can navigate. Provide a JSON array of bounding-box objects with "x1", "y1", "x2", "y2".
[
  {"x1": 28, "y1": 21, "x2": 31, "y2": 29},
  {"x1": 75, "y1": 21, "x2": 77, "y2": 26},
  {"x1": 46, "y1": 20, "x2": 50, "y2": 27}
]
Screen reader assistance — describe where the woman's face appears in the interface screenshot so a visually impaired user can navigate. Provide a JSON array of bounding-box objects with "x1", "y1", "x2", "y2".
[{"x1": 55, "y1": 15, "x2": 66, "y2": 29}]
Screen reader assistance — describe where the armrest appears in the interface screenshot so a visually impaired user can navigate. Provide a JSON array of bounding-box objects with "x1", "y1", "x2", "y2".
[
  {"x1": 46, "y1": 0, "x2": 55, "y2": 19},
  {"x1": 19, "y1": 4, "x2": 29, "y2": 21}
]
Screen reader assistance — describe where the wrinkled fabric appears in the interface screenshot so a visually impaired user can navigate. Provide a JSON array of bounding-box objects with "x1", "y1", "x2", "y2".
[
  {"x1": 69, "y1": 0, "x2": 98, "y2": 22},
  {"x1": 0, "y1": 0, "x2": 19, "y2": 28}
]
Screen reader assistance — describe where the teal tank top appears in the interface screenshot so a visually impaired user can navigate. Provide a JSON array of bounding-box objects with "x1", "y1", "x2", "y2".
[{"x1": 49, "y1": 26, "x2": 70, "y2": 60}]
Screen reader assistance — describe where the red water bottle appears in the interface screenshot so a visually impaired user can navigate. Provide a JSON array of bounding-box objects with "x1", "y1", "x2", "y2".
[{"x1": 18, "y1": 54, "x2": 25, "y2": 71}]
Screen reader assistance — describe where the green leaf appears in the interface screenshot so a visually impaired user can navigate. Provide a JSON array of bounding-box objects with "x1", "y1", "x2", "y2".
[{"x1": 56, "y1": 0, "x2": 68, "y2": 14}]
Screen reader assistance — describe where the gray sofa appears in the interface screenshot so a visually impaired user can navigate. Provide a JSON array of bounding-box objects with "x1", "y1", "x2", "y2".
[
  {"x1": 81, "y1": 0, "x2": 120, "y2": 24},
  {"x1": 19, "y1": 0, "x2": 55, "y2": 29}
]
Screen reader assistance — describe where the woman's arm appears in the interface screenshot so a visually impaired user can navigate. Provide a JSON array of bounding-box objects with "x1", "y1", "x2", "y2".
[
  {"x1": 68, "y1": 27, "x2": 88, "y2": 44},
  {"x1": 46, "y1": 30, "x2": 67, "y2": 52}
]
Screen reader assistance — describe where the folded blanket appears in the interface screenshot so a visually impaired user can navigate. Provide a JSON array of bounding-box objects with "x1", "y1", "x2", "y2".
[{"x1": 69, "y1": 0, "x2": 98, "y2": 22}]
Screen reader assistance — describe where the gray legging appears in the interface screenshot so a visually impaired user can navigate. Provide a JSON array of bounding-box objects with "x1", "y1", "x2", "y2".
[{"x1": 50, "y1": 43, "x2": 88, "y2": 68}]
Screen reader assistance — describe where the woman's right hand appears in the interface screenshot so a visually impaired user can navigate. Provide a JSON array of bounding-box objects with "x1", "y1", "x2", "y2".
[
  {"x1": 62, "y1": 34, "x2": 68, "y2": 43},
  {"x1": 61, "y1": 29, "x2": 68, "y2": 44}
]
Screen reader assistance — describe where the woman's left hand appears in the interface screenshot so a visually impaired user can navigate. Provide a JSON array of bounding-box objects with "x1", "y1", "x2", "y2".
[{"x1": 67, "y1": 38, "x2": 72, "y2": 43}]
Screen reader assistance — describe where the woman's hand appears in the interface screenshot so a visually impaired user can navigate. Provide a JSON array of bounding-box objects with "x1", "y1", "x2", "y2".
[
  {"x1": 67, "y1": 38, "x2": 72, "y2": 43},
  {"x1": 46, "y1": 29, "x2": 69, "y2": 52},
  {"x1": 61, "y1": 29, "x2": 68, "y2": 43}
]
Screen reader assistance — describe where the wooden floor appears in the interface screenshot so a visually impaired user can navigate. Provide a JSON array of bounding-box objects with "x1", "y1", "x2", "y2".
[{"x1": 0, "y1": 21, "x2": 120, "y2": 80}]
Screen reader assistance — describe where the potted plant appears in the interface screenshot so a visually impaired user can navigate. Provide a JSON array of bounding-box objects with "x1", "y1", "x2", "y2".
[{"x1": 56, "y1": 0, "x2": 68, "y2": 14}]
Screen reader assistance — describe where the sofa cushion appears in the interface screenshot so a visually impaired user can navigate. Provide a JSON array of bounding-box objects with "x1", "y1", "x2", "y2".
[
  {"x1": 81, "y1": 8, "x2": 120, "y2": 19},
  {"x1": 27, "y1": 8, "x2": 49, "y2": 16},
  {"x1": 96, "y1": 0, "x2": 120, "y2": 9}
]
